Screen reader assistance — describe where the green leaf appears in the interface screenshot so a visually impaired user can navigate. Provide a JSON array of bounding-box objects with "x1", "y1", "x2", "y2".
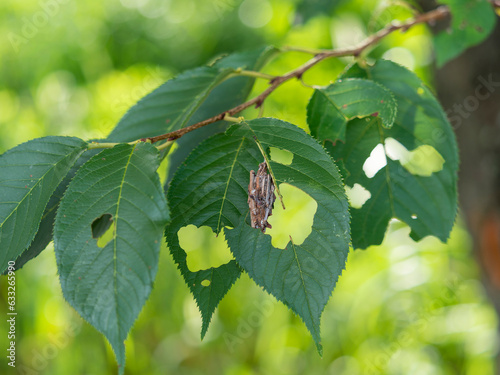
[
  {"x1": 166, "y1": 133, "x2": 262, "y2": 338},
  {"x1": 106, "y1": 47, "x2": 277, "y2": 143},
  {"x1": 0, "y1": 136, "x2": 87, "y2": 273},
  {"x1": 105, "y1": 67, "x2": 233, "y2": 142},
  {"x1": 167, "y1": 118, "x2": 350, "y2": 349},
  {"x1": 166, "y1": 46, "x2": 278, "y2": 187},
  {"x1": 434, "y1": 0, "x2": 496, "y2": 67},
  {"x1": 162, "y1": 47, "x2": 278, "y2": 337},
  {"x1": 310, "y1": 60, "x2": 458, "y2": 249},
  {"x1": 368, "y1": 2, "x2": 417, "y2": 33},
  {"x1": 295, "y1": 0, "x2": 344, "y2": 23},
  {"x1": 8, "y1": 149, "x2": 100, "y2": 273},
  {"x1": 307, "y1": 78, "x2": 397, "y2": 143},
  {"x1": 54, "y1": 143, "x2": 169, "y2": 373},
  {"x1": 224, "y1": 118, "x2": 350, "y2": 354}
]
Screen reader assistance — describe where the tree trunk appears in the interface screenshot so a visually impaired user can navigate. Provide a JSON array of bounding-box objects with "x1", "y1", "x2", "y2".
[{"x1": 420, "y1": 1, "x2": 500, "y2": 370}]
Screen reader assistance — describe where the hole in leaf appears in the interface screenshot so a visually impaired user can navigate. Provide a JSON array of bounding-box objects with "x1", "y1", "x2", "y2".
[
  {"x1": 91, "y1": 214, "x2": 115, "y2": 248},
  {"x1": 411, "y1": 214, "x2": 417, "y2": 219},
  {"x1": 266, "y1": 183, "x2": 317, "y2": 249},
  {"x1": 345, "y1": 183, "x2": 371, "y2": 209},
  {"x1": 363, "y1": 144, "x2": 387, "y2": 178},
  {"x1": 201, "y1": 280, "x2": 211, "y2": 287},
  {"x1": 403, "y1": 145, "x2": 444, "y2": 176},
  {"x1": 269, "y1": 147, "x2": 293, "y2": 165},
  {"x1": 385, "y1": 138, "x2": 444, "y2": 176},
  {"x1": 178, "y1": 225, "x2": 233, "y2": 272},
  {"x1": 385, "y1": 138, "x2": 407, "y2": 161}
]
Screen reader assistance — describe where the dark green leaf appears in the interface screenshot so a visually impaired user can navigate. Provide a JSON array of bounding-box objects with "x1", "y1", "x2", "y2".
[
  {"x1": 434, "y1": 0, "x2": 496, "y2": 67},
  {"x1": 106, "y1": 67, "x2": 233, "y2": 142},
  {"x1": 166, "y1": 46, "x2": 278, "y2": 188},
  {"x1": 310, "y1": 60, "x2": 458, "y2": 249},
  {"x1": 295, "y1": 0, "x2": 344, "y2": 23},
  {"x1": 107, "y1": 47, "x2": 278, "y2": 144},
  {"x1": 9, "y1": 149, "x2": 100, "y2": 273},
  {"x1": 166, "y1": 133, "x2": 262, "y2": 338},
  {"x1": 224, "y1": 118, "x2": 350, "y2": 354},
  {"x1": 0, "y1": 136, "x2": 87, "y2": 273},
  {"x1": 307, "y1": 78, "x2": 397, "y2": 143},
  {"x1": 54, "y1": 143, "x2": 169, "y2": 373}
]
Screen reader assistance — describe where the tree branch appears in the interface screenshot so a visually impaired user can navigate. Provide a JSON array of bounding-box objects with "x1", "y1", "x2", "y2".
[{"x1": 147, "y1": 6, "x2": 451, "y2": 144}]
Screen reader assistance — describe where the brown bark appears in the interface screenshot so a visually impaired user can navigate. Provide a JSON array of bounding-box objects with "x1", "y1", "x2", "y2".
[
  {"x1": 421, "y1": 1, "x2": 500, "y2": 367},
  {"x1": 432, "y1": 17, "x2": 500, "y2": 306}
]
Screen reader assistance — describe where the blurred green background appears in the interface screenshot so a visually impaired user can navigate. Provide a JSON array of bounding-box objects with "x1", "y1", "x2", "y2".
[{"x1": 0, "y1": 0, "x2": 498, "y2": 374}]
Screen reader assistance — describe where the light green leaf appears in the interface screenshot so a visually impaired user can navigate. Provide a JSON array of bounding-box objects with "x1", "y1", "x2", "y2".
[
  {"x1": 225, "y1": 118, "x2": 350, "y2": 354},
  {"x1": 166, "y1": 133, "x2": 262, "y2": 338},
  {"x1": 0, "y1": 136, "x2": 87, "y2": 273},
  {"x1": 368, "y1": 2, "x2": 417, "y2": 33},
  {"x1": 434, "y1": 0, "x2": 496, "y2": 67},
  {"x1": 314, "y1": 60, "x2": 458, "y2": 249},
  {"x1": 54, "y1": 143, "x2": 169, "y2": 373},
  {"x1": 307, "y1": 78, "x2": 397, "y2": 143}
]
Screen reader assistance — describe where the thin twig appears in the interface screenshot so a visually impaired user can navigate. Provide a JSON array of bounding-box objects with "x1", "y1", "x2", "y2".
[
  {"x1": 236, "y1": 69, "x2": 277, "y2": 80},
  {"x1": 224, "y1": 115, "x2": 245, "y2": 123},
  {"x1": 147, "y1": 6, "x2": 451, "y2": 144}
]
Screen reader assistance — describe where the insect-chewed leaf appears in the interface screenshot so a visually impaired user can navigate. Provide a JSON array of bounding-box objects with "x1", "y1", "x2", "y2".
[
  {"x1": 434, "y1": 0, "x2": 496, "y2": 67},
  {"x1": 224, "y1": 118, "x2": 350, "y2": 354},
  {"x1": 166, "y1": 133, "x2": 262, "y2": 338},
  {"x1": 311, "y1": 60, "x2": 459, "y2": 249},
  {"x1": 54, "y1": 143, "x2": 169, "y2": 374},
  {"x1": 0, "y1": 136, "x2": 87, "y2": 273},
  {"x1": 307, "y1": 78, "x2": 397, "y2": 143}
]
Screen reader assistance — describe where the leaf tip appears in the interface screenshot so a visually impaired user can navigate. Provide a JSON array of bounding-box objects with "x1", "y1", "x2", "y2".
[{"x1": 316, "y1": 342, "x2": 323, "y2": 357}]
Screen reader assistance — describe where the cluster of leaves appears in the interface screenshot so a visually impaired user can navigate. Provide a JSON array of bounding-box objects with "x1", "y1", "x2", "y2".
[{"x1": 0, "y1": 2, "x2": 496, "y2": 372}]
